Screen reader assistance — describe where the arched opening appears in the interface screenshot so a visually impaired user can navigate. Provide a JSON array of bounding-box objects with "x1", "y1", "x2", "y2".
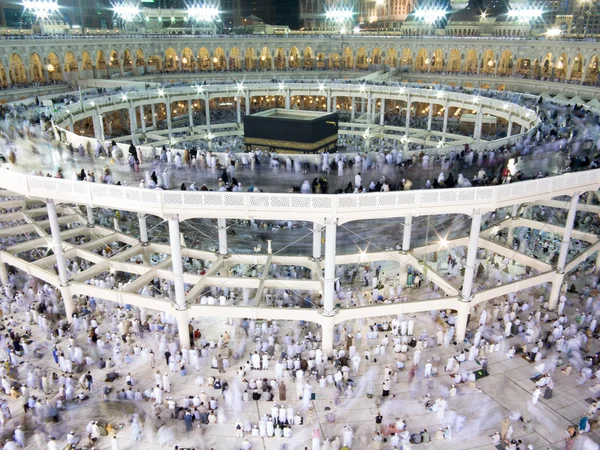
[
  {"x1": 401, "y1": 48, "x2": 412, "y2": 68},
  {"x1": 569, "y1": 53, "x2": 584, "y2": 80},
  {"x1": 148, "y1": 55, "x2": 162, "y2": 71},
  {"x1": 181, "y1": 47, "x2": 194, "y2": 71},
  {"x1": 214, "y1": 47, "x2": 226, "y2": 71},
  {"x1": 316, "y1": 52, "x2": 325, "y2": 69},
  {"x1": 385, "y1": 48, "x2": 397, "y2": 67},
  {"x1": 135, "y1": 49, "x2": 145, "y2": 67},
  {"x1": 81, "y1": 51, "x2": 93, "y2": 70},
  {"x1": 47, "y1": 51, "x2": 63, "y2": 81},
  {"x1": 431, "y1": 48, "x2": 444, "y2": 72},
  {"x1": 555, "y1": 52, "x2": 567, "y2": 79},
  {"x1": 515, "y1": 58, "x2": 530, "y2": 76},
  {"x1": 96, "y1": 50, "x2": 107, "y2": 70},
  {"x1": 290, "y1": 47, "x2": 300, "y2": 69},
  {"x1": 229, "y1": 47, "x2": 241, "y2": 71},
  {"x1": 164, "y1": 47, "x2": 177, "y2": 71},
  {"x1": 198, "y1": 48, "x2": 210, "y2": 71},
  {"x1": 586, "y1": 55, "x2": 599, "y2": 84},
  {"x1": 372, "y1": 47, "x2": 382, "y2": 65},
  {"x1": 259, "y1": 47, "x2": 271, "y2": 70},
  {"x1": 481, "y1": 49, "x2": 495, "y2": 74},
  {"x1": 541, "y1": 52, "x2": 553, "y2": 77},
  {"x1": 10, "y1": 53, "x2": 27, "y2": 84},
  {"x1": 275, "y1": 47, "x2": 286, "y2": 70},
  {"x1": 303, "y1": 47, "x2": 314, "y2": 69},
  {"x1": 245, "y1": 47, "x2": 256, "y2": 70},
  {"x1": 415, "y1": 48, "x2": 428, "y2": 71},
  {"x1": 122, "y1": 49, "x2": 133, "y2": 71},
  {"x1": 109, "y1": 50, "x2": 120, "y2": 70},
  {"x1": 498, "y1": 49, "x2": 512, "y2": 76},
  {"x1": 464, "y1": 49, "x2": 477, "y2": 73},
  {"x1": 356, "y1": 47, "x2": 368, "y2": 69},
  {"x1": 29, "y1": 52, "x2": 44, "y2": 82},
  {"x1": 342, "y1": 47, "x2": 353, "y2": 69},
  {"x1": 329, "y1": 53, "x2": 340, "y2": 69},
  {"x1": 0, "y1": 60, "x2": 7, "y2": 87},
  {"x1": 447, "y1": 49, "x2": 461, "y2": 72}
]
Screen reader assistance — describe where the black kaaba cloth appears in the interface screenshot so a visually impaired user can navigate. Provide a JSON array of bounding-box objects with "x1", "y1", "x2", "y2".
[{"x1": 244, "y1": 109, "x2": 338, "y2": 154}]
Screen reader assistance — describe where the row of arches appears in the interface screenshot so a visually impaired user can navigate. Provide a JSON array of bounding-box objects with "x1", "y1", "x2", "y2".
[{"x1": 1, "y1": 47, "x2": 599, "y2": 85}]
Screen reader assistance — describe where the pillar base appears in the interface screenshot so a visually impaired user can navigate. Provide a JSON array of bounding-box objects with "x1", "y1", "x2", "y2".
[
  {"x1": 86, "y1": 224, "x2": 95, "y2": 228},
  {"x1": 140, "y1": 241, "x2": 150, "y2": 247}
]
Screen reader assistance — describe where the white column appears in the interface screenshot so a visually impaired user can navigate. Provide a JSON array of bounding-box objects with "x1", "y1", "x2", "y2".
[
  {"x1": 48, "y1": 200, "x2": 74, "y2": 321},
  {"x1": 333, "y1": 96, "x2": 337, "y2": 112},
  {"x1": 320, "y1": 315, "x2": 335, "y2": 353},
  {"x1": 322, "y1": 219, "x2": 337, "y2": 315},
  {"x1": 351, "y1": 96, "x2": 356, "y2": 122},
  {"x1": 166, "y1": 100, "x2": 173, "y2": 139},
  {"x1": 313, "y1": 222, "x2": 322, "y2": 259},
  {"x1": 379, "y1": 98, "x2": 385, "y2": 126},
  {"x1": 245, "y1": 93, "x2": 250, "y2": 116},
  {"x1": 427, "y1": 102, "x2": 433, "y2": 131},
  {"x1": 236, "y1": 96, "x2": 242, "y2": 123},
  {"x1": 442, "y1": 100, "x2": 449, "y2": 141},
  {"x1": 326, "y1": 89, "x2": 331, "y2": 113},
  {"x1": 217, "y1": 218, "x2": 227, "y2": 256},
  {"x1": 461, "y1": 210, "x2": 482, "y2": 301},
  {"x1": 399, "y1": 215, "x2": 412, "y2": 287},
  {"x1": 285, "y1": 89, "x2": 291, "y2": 110},
  {"x1": 506, "y1": 203, "x2": 519, "y2": 247},
  {"x1": 0, "y1": 263, "x2": 8, "y2": 286},
  {"x1": 205, "y1": 95, "x2": 211, "y2": 132},
  {"x1": 474, "y1": 107, "x2": 483, "y2": 141},
  {"x1": 507, "y1": 114, "x2": 513, "y2": 137},
  {"x1": 86, "y1": 205, "x2": 94, "y2": 227},
  {"x1": 405, "y1": 95, "x2": 411, "y2": 135},
  {"x1": 174, "y1": 308, "x2": 191, "y2": 349},
  {"x1": 557, "y1": 193, "x2": 580, "y2": 272},
  {"x1": 139, "y1": 105, "x2": 146, "y2": 133},
  {"x1": 138, "y1": 213, "x2": 148, "y2": 244},
  {"x1": 168, "y1": 215, "x2": 187, "y2": 310},
  {"x1": 128, "y1": 107, "x2": 138, "y2": 145},
  {"x1": 188, "y1": 100, "x2": 194, "y2": 128},
  {"x1": 366, "y1": 94, "x2": 372, "y2": 125},
  {"x1": 454, "y1": 303, "x2": 470, "y2": 342},
  {"x1": 371, "y1": 97, "x2": 377, "y2": 123},
  {"x1": 151, "y1": 104, "x2": 157, "y2": 130}
]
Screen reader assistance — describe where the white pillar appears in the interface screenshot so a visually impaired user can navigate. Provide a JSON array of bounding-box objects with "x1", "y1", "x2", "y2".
[
  {"x1": 366, "y1": 93, "x2": 372, "y2": 126},
  {"x1": 557, "y1": 193, "x2": 580, "y2": 272},
  {"x1": 461, "y1": 210, "x2": 482, "y2": 301},
  {"x1": 128, "y1": 107, "x2": 138, "y2": 145},
  {"x1": 320, "y1": 315, "x2": 335, "y2": 353},
  {"x1": 151, "y1": 104, "x2": 157, "y2": 130},
  {"x1": 442, "y1": 100, "x2": 449, "y2": 141},
  {"x1": 188, "y1": 100, "x2": 194, "y2": 128},
  {"x1": 371, "y1": 97, "x2": 377, "y2": 123},
  {"x1": 326, "y1": 89, "x2": 331, "y2": 113},
  {"x1": 313, "y1": 222, "x2": 322, "y2": 259},
  {"x1": 427, "y1": 102, "x2": 433, "y2": 131},
  {"x1": 174, "y1": 307, "x2": 191, "y2": 349},
  {"x1": 322, "y1": 219, "x2": 337, "y2": 315},
  {"x1": 86, "y1": 205, "x2": 94, "y2": 227},
  {"x1": 205, "y1": 95, "x2": 211, "y2": 132},
  {"x1": 217, "y1": 218, "x2": 227, "y2": 256},
  {"x1": 48, "y1": 200, "x2": 74, "y2": 321},
  {"x1": 351, "y1": 96, "x2": 356, "y2": 122},
  {"x1": 138, "y1": 213, "x2": 148, "y2": 244},
  {"x1": 506, "y1": 114, "x2": 513, "y2": 137},
  {"x1": 0, "y1": 263, "x2": 8, "y2": 286},
  {"x1": 506, "y1": 203, "x2": 519, "y2": 247},
  {"x1": 236, "y1": 96, "x2": 241, "y2": 123},
  {"x1": 168, "y1": 216, "x2": 187, "y2": 310},
  {"x1": 405, "y1": 96, "x2": 411, "y2": 135},
  {"x1": 474, "y1": 107, "x2": 483, "y2": 141},
  {"x1": 166, "y1": 100, "x2": 173, "y2": 140},
  {"x1": 400, "y1": 215, "x2": 412, "y2": 287},
  {"x1": 285, "y1": 89, "x2": 291, "y2": 110},
  {"x1": 454, "y1": 304, "x2": 470, "y2": 342},
  {"x1": 245, "y1": 94, "x2": 250, "y2": 116},
  {"x1": 333, "y1": 96, "x2": 337, "y2": 112},
  {"x1": 379, "y1": 98, "x2": 385, "y2": 126},
  {"x1": 139, "y1": 105, "x2": 146, "y2": 133}
]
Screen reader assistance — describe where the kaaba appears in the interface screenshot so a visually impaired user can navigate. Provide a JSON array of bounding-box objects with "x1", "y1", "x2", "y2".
[{"x1": 243, "y1": 109, "x2": 338, "y2": 154}]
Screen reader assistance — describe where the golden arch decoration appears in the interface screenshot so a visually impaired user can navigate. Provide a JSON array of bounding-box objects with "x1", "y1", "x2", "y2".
[
  {"x1": 214, "y1": 47, "x2": 226, "y2": 70},
  {"x1": 385, "y1": 48, "x2": 397, "y2": 67},
  {"x1": 181, "y1": 47, "x2": 194, "y2": 71},
  {"x1": 290, "y1": 47, "x2": 300, "y2": 69},
  {"x1": 10, "y1": 53, "x2": 27, "y2": 84},
  {"x1": 329, "y1": 53, "x2": 340, "y2": 69},
  {"x1": 515, "y1": 58, "x2": 530, "y2": 76},
  {"x1": 96, "y1": 50, "x2": 107, "y2": 70},
  {"x1": 431, "y1": 48, "x2": 444, "y2": 72},
  {"x1": 415, "y1": 48, "x2": 428, "y2": 71},
  {"x1": 245, "y1": 47, "x2": 256, "y2": 70},
  {"x1": 356, "y1": 47, "x2": 368, "y2": 69},
  {"x1": 81, "y1": 51, "x2": 93, "y2": 70},
  {"x1": 342, "y1": 47, "x2": 353, "y2": 69},
  {"x1": 555, "y1": 52, "x2": 568, "y2": 79},
  {"x1": 541, "y1": 52, "x2": 553, "y2": 77},
  {"x1": 29, "y1": 52, "x2": 44, "y2": 82},
  {"x1": 498, "y1": 50, "x2": 513, "y2": 76},
  {"x1": 0, "y1": 59, "x2": 7, "y2": 87},
  {"x1": 316, "y1": 52, "x2": 325, "y2": 69},
  {"x1": 135, "y1": 49, "x2": 145, "y2": 67},
  {"x1": 586, "y1": 55, "x2": 599, "y2": 84},
  {"x1": 259, "y1": 47, "x2": 271, "y2": 70},
  {"x1": 198, "y1": 48, "x2": 210, "y2": 71},
  {"x1": 372, "y1": 48, "x2": 382, "y2": 65},
  {"x1": 447, "y1": 49, "x2": 461, "y2": 72},
  {"x1": 303, "y1": 47, "x2": 314, "y2": 69},
  {"x1": 47, "y1": 52, "x2": 62, "y2": 81},
  {"x1": 164, "y1": 47, "x2": 177, "y2": 71},
  {"x1": 109, "y1": 49, "x2": 120, "y2": 68},
  {"x1": 229, "y1": 47, "x2": 241, "y2": 71},
  {"x1": 464, "y1": 49, "x2": 478, "y2": 73},
  {"x1": 570, "y1": 53, "x2": 584, "y2": 80},
  {"x1": 274, "y1": 47, "x2": 286, "y2": 70},
  {"x1": 148, "y1": 55, "x2": 162, "y2": 71},
  {"x1": 122, "y1": 49, "x2": 133, "y2": 70},
  {"x1": 481, "y1": 49, "x2": 495, "y2": 73},
  {"x1": 401, "y1": 48, "x2": 413, "y2": 67}
]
